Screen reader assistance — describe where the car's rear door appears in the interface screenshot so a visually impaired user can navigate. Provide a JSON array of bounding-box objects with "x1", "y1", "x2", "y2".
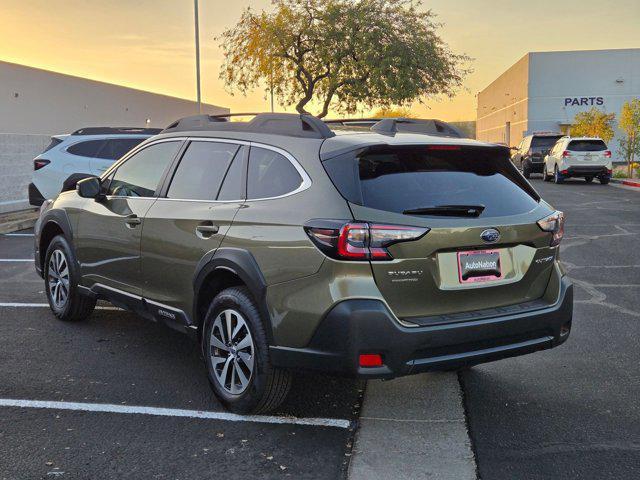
[
  {"x1": 566, "y1": 139, "x2": 608, "y2": 164},
  {"x1": 74, "y1": 139, "x2": 183, "y2": 297},
  {"x1": 324, "y1": 144, "x2": 558, "y2": 323},
  {"x1": 140, "y1": 139, "x2": 247, "y2": 320}
]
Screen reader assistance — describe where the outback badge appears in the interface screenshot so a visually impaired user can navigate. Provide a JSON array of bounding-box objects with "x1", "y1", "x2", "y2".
[{"x1": 480, "y1": 228, "x2": 500, "y2": 244}]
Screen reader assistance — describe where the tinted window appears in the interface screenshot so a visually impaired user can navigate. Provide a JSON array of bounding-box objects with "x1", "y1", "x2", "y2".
[
  {"x1": 167, "y1": 141, "x2": 240, "y2": 200},
  {"x1": 107, "y1": 141, "x2": 181, "y2": 197},
  {"x1": 247, "y1": 147, "x2": 303, "y2": 199},
  {"x1": 67, "y1": 140, "x2": 105, "y2": 157},
  {"x1": 95, "y1": 138, "x2": 146, "y2": 160},
  {"x1": 324, "y1": 146, "x2": 539, "y2": 218},
  {"x1": 530, "y1": 136, "x2": 563, "y2": 152},
  {"x1": 568, "y1": 140, "x2": 607, "y2": 152},
  {"x1": 218, "y1": 148, "x2": 246, "y2": 200}
]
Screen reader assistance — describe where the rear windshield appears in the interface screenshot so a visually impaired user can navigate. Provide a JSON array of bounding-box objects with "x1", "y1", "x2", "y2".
[
  {"x1": 568, "y1": 140, "x2": 607, "y2": 152},
  {"x1": 530, "y1": 136, "x2": 562, "y2": 151},
  {"x1": 323, "y1": 145, "x2": 540, "y2": 218}
]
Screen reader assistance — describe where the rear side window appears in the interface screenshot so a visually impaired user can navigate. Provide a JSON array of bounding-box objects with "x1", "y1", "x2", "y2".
[
  {"x1": 167, "y1": 141, "x2": 240, "y2": 201},
  {"x1": 247, "y1": 147, "x2": 303, "y2": 199},
  {"x1": 67, "y1": 140, "x2": 105, "y2": 157},
  {"x1": 95, "y1": 138, "x2": 146, "y2": 160},
  {"x1": 568, "y1": 140, "x2": 607, "y2": 152},
  {"x1": 323, "y1": 145, "x2": 540, "y2": 218},
  {"x1": 107, "y1": 141, "x2": 181, "y2": 197},
  {"x1": 42, "y1": 137, "x2": 63, "y2": 154}
]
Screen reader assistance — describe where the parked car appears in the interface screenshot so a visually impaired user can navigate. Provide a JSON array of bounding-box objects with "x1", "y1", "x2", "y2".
[
  {"x1": 543, "y1": 137, "x2": 612, "y2": 184},
  {"x1": 34, "y1": 113, "x2": 573, "y2": 413},
  {"x1": 511, "y1": 133, "x2": 564, "y2": 178},
  {"x1": 28, "y1": 127, "x2": 162, "y2": 206}
]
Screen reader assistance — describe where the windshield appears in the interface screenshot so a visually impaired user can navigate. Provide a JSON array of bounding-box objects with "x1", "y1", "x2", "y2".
[{"x1": 531, "y1": 136, "x2": 563, "y2": 152}]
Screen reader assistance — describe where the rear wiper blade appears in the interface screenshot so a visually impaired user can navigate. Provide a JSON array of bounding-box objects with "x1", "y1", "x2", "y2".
[{"x1": 403, "y1": 204, "x2": 485, "y2": 217}]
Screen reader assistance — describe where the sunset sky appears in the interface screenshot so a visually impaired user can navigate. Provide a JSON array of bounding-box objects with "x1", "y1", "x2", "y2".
[{"x1": 2, "y1": 0, "x2": 639, "y2": 121}]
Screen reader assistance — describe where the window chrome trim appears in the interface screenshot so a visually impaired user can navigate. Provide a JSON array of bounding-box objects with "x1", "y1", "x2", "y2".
[
  {"x1": 245, "y1": 142, "x2": 312, "y2": 201},
  {"x1": 97, "y1": 136, "x2": 313, "y2": 203}
]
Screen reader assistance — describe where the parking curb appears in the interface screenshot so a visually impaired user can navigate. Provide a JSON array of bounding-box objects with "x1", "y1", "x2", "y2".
[
  {"x1": 611, "y1": 178, "x2": 640, "y2": 188},
  {"x1": 0, "y1": 208, "x2": 38, "y2": 234}
]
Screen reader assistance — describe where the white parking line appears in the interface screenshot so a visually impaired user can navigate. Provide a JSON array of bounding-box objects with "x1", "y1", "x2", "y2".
[
  {"x1": 0, "y1": 259, "x2": 33, "y2": 262},
  {"x1": 3, "y1": 233, "x2": 34, "y2": 237},
  {"x1": 0, "y1": 302, "x2": 120, "y2": 310},
  {"x1": 0, "y1": 398, "x2": 351, "y2": 429}
]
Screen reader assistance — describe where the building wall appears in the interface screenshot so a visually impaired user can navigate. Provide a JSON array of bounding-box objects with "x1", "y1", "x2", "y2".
[
  {"x1": 0, "y1": 60, "x2": 229, "y2": 213},
  {"x1": 476, "y1": 54, "x2": 530, "y2": 145},
  {"x1": 528, "y1": 49, "x2": 639, "y2": 157},
  {"x1": 477, "y1": 49, "x2": 640, "y2": 157},
  {"x1": 0, "y1": 133, "x2": 50, "y2": 213},
  {"x1": 0, "y1": 61, "x2": 229, "y2": 135}
]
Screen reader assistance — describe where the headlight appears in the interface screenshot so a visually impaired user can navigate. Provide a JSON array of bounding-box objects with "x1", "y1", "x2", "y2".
[{"x1": 537, "y1": 211, "x2": 565, "y2": 247}]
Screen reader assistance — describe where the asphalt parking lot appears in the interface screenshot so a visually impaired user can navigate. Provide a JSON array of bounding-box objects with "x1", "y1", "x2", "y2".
[{"x1": 0, "y1": 178, "x2": 638, "y2": 479}]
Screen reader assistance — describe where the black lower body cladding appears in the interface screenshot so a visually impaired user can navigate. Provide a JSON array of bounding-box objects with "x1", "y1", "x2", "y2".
[
  {"x1": 28, "y1": 183, "x2": 45, "y2": 206},
  {"x1": 270, "y1": 277, "x2": 573, "y2": 378}
]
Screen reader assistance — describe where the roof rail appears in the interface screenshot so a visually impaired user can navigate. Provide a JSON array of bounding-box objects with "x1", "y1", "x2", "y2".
[
  {"x1": 369, "y1": 118, "x2": 463, "y2": 138},
  {"x1": 162, "y1": 113, "x2": 335, "y2": 139},
  {"x1": 71, "y1": 127, "x2": 163, "y2": 136}
]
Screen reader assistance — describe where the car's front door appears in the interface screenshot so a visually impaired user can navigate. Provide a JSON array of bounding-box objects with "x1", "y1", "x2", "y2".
[
  {"x1": 75, "y1": 140, "x2": 183, "y2": 296},
  {"x1": 141, "y1": 140, "x2": 247, "y2": 321}
]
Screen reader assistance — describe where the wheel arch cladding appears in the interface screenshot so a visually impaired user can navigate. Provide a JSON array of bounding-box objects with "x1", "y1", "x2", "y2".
[
  {"x1": 193, "y1": 248, "x2": 273, "y2": 343},
  {"x1": 39, "y1": 211, "x2": 73, "y2": 269}
]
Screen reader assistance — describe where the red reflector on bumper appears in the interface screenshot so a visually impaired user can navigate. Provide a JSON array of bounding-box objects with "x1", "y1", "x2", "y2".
[{"x1": 359, "y1": 354, "x2": 383, "y2": 367}]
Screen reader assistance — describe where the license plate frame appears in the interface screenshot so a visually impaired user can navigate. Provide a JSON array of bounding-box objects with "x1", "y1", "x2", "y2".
[{"x1": 457, "y1": 249, "x2": 502, "y2": 284}]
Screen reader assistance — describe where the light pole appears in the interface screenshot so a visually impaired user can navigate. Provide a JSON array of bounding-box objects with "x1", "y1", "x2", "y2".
[{"x1": 194, "y1": 0, "x2": 202, "y2": 114}]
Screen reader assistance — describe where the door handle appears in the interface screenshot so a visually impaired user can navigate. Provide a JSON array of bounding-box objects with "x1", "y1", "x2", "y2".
[
  {"x1": 196, "y1": 222, "x2": 219, "y2": 238},
  {"x1": 124, "y1": 214, "x2": 141, "y2": 228}
]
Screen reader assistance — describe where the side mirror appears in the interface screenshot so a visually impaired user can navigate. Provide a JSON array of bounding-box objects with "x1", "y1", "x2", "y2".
[
  {"x1": 77, "y1": 177, "x2": 104, "y2": 200},
  {"x1": 510, "y1": 146, "x2": 519, "y2": 151}
]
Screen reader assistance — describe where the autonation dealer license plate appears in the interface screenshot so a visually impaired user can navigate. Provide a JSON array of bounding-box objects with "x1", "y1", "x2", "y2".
[{"x1": 457, "y1": 249, "x2": 502, "y2": 283}]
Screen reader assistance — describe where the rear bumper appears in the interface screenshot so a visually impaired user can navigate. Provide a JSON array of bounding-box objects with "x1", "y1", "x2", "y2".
[
  {"x1": 270, "y1": 277, "x2": 573, "y2": 378},
  {"x1": 525, "y1": 160, "x2": 545, "y2": 172},
  {"x1": 564, "y1": 166, "x2": 610, "y2": 177},
  {"x1": 28, "y1": 183, "x2": 45, "y2": 207}
]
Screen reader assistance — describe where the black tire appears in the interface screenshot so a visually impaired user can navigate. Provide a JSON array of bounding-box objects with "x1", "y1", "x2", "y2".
[
  {"x1": 584, "y1": 176, "x2": 594, "y2": 183},
  {"x1": 203, "y1": 286, "x2": 292, "y2": 414},
  {"x1": 44, "y1": 235, "x2": 96, "y2": 321},
  {"x1": 599, "y1": 176, "x2": 610, "y2": 185},
  {"x1": 522, "y1": 162, "x2": 531, "y2": 179},
  {"x1": 554, "y1": 165, "x2": 564, "y2": 184},
  {"x1": 543, "y1": 166, "x2": 551, "y2": 182}
]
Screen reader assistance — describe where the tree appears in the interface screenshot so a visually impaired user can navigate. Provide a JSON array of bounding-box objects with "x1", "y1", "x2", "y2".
[
  {"x1": 373, "y1": 106, "x2": 416, "y2": 118},
  {"x1": 570, "y1": 108, "x2": 616, "y2": 142},
  {"x1": 219, "y1": 0, "x2": 470, "y2": 118},
  {"x1": 619, "y1": 99, "x2": 640, "y2": 178}
]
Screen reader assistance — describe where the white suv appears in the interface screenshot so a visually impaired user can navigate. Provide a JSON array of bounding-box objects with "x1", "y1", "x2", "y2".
[
  {"x1": 29, "y1": 127, "x2": 161, "y2": 206},
  {"x1": 543, "y1": 137, "x2": 612, "y2": 185}
]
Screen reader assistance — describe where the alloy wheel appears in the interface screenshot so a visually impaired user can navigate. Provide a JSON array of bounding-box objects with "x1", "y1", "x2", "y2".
[
  {"x1": 210, "y1": 309, "x2": 255, "y2": 395},
  {"x1": 48, "y1": 249, "x2": 70, "y2": 309}
]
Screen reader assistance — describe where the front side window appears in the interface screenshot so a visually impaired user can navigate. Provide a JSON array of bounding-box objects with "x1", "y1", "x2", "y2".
[
  {"x1": 167, "y1": 141, "x2": 240, "y2": 200},
  {"x1": 95, "y1": 138, "x2": 146, "y2": 160},
  {"x1": 107, "y1": 141, "x2": 181, "y2": 197},
  {"x1": 67, "y1": 140, "x2": 105, "y2": 158},
  {"x1": 247, "y1": 147, "x2": 303, "y2": 199}
]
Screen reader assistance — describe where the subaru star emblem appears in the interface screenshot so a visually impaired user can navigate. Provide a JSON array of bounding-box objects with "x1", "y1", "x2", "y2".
[{"x1": 481, "y1": 228, "x2": 500, "y2": 244}]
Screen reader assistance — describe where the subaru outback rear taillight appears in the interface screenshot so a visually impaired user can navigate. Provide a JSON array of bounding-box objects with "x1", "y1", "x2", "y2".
[
  {"x1": 305, "y1": 220, "x2": 429, "y2": 261},
  {"x1": 537, "y1": 211, "x2": 565, "y2": 247},
  {"x1": 34, "y1": 159, "x2": 50, "y2": 170}
]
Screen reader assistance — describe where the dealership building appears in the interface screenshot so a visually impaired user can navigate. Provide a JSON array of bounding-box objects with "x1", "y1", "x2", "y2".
[
  {"x1": 476, "y1": 48, "x2": 640, "y2": 155},
  {"x1": 0, "y1": 60, "x2": 228, "y2": 213}
]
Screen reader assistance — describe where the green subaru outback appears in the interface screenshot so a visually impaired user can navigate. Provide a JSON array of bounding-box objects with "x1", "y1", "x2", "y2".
[{"x1": 34, "y1": 114, "x2": 573, "y2": 413}]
